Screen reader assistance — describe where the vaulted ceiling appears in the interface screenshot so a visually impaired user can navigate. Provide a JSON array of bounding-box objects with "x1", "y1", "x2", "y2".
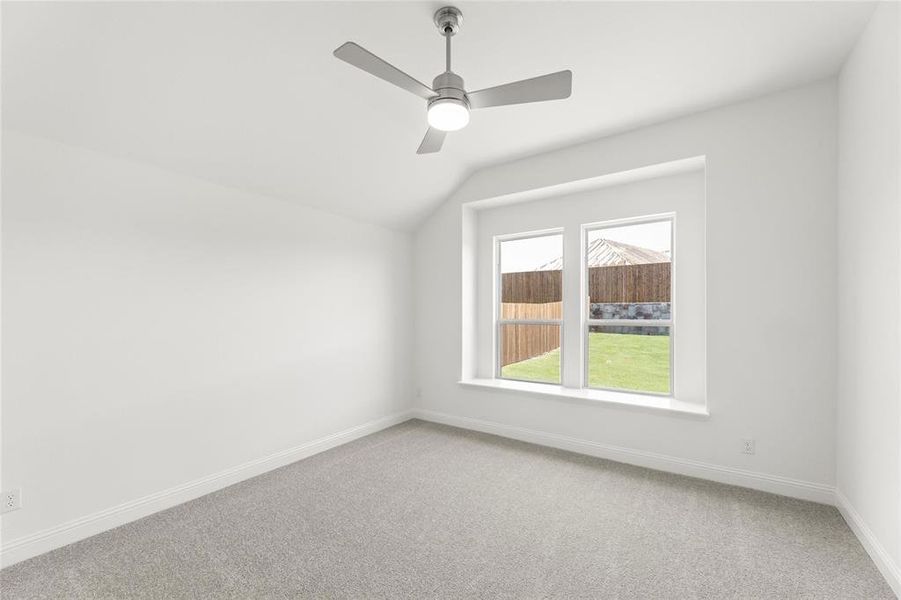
[{"x1": 2, "y1": 2, "x2": 874, "y2": 229}]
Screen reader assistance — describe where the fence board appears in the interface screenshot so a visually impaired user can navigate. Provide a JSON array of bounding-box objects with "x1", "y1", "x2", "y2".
[{"x1": 500, "y1": 323, "x2": 560, "y2": 367}]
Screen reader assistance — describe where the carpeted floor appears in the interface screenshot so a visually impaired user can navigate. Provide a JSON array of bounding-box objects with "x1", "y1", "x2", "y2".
[{"x1": 0, "y1": 419, "x2": 894, "y2": 599}]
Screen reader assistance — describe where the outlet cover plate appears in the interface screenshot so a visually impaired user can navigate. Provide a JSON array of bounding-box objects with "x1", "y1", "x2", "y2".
[{"x1": 2, "y1": 488, "x2": 22, "y2": 513}]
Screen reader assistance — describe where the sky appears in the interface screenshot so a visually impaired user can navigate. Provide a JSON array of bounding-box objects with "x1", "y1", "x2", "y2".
[{"x1": 500, "y1": 221, "x2": 671, "y2": 273}]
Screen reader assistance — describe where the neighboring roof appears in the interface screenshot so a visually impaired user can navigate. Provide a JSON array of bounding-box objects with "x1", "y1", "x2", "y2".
[{"x1": 537, "y1": 239, "x2": 670, "y2": 271}]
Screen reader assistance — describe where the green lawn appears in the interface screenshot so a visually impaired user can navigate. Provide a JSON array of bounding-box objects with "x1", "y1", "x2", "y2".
[{"x1": 500, "y1": 332, "x2": 671, "y2": 394}]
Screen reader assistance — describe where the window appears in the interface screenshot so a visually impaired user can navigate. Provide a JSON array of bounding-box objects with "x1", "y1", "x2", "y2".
[
  {"x1": 472, "y1": 165, "x2": 705, "y2": 412},
  {"x1": 584, "y1": 217, "x2": 673, "y2": 395},
  {"x1": 496, "y1": 232, "x2": 563, "y2": 384},
  {"x1": 492, "y1": 217, "x2": 674, "y2": 397}
]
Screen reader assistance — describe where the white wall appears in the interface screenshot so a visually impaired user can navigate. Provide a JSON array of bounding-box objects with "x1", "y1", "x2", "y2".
[
  {"x1": 836, "y1": 0, "x2": 901, "y2": 587},
  {"x1": 1, "y1": 131, "x2": 414, "y2": 559},
  {"x1": 415, "y1": 81, "x2": 838, "y2": 495}
]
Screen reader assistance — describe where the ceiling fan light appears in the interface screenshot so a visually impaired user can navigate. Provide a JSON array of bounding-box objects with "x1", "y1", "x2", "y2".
[{"x1": 427, "y1": 98, "x2": 470, "y2": 132}]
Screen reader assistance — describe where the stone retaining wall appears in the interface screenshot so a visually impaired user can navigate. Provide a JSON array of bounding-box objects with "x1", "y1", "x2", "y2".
[{"x1": 589, "y1": 302, "x2": 671, "y2": 335}]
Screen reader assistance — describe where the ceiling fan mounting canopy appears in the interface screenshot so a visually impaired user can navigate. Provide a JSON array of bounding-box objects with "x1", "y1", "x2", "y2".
[
  {"x1": 333, "y1": 5, "x2": 572, "y2": 154},
  {"x1": 433, "y1": 6, "x2": 463, "y2": 36}
]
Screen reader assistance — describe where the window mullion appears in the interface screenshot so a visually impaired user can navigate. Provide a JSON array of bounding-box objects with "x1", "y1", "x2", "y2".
[{"x1": 561, "y1": 225, "x2": 582, "y2": 389}]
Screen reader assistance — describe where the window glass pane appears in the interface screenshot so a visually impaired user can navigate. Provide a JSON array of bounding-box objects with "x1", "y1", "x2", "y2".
[
  {"x1": 500, "y1": 234, "x2": 563, "y2": 313},
  {"x1": 587, "y1": 325, "x2": 670, "y2": 394},
  {"x1": 586, "y1": 221, "x2": 671, "y2": 320},
  {"x1": 499, "y1": 323, "x2": 561, "y2": 384}
]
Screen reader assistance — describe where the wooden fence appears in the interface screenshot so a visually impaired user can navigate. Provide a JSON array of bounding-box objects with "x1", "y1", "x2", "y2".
[
  {"x1": 499, "y1": 263, "x2": 670, "y2": 367},
  {"x1": 500, "y1": 321, "x2": 561, "y2": 367},
  {"x1": 588, "y1": 263, "x2": 670, "y2": 303},
  {"x1": 501, "y1": 271, "x2": 563, "y2": 304},
  {"x1": 500, "y1": 301, "x2": 563, "y2": 320},
  {"x1": 499, "y1": 302, "x2": 562, "y2": 367},
  {"x1": 501, "y1": 263, "x2": 670, "y2": 304}
]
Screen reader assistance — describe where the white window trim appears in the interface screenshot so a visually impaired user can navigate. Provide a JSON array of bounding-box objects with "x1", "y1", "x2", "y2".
[
  {"x1": 463, "y1": 158, "x2": 708, "y2": 417},
  {"x1": 457, "y1": 378, "x2": 709, "y2": 418}
]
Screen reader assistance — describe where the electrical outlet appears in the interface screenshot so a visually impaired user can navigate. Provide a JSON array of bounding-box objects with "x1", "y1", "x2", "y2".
[
  {"x1": 741, "y1": 439, "x2": 756, "y2": 455},
  {"x1": 1, "y1": 488, "x2": 22, "y2": 513}
]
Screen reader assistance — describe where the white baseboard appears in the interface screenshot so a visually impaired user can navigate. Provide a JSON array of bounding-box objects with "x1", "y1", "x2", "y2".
[
  {"x1": 835, "y1": 489, "x2": 901, "y2": 598},
  {"x1": 6, "y1": 408, "x2": 897, "y2": 598},
  {"x1": 0, "y1": 410, "x2": 412, "y2": 569},
  {"x1": 411, "y1": 408, "x2": 836, "y2": 505}
]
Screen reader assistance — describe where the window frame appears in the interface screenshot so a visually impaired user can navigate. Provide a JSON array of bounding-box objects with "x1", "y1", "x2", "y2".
[
  {"x1": 581, "y1": 214, "x2": 676, "y2": 397},
  {"x1": 493, "y1": 228, "x2": 565, "y2": 384},
  {"x1": 491, "y1": 215, "x2": 677, "y2": 398}
]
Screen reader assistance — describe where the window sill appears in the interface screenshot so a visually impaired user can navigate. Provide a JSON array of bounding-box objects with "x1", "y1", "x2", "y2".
[{"x1": 457, "y1": 378, "x2": 709, "y2": 418}]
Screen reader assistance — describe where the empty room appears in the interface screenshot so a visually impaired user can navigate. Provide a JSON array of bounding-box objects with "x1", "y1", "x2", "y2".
[{"x1": 1, "y1": 1, "x2": 899, "y2": 598}]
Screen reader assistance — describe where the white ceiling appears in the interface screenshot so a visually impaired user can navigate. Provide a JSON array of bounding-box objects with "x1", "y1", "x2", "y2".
[{"x1": 2, "y1": 2, "x2": 874, "y2": 229}]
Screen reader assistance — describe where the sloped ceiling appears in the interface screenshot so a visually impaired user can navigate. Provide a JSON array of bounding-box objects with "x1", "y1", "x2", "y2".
[{"x1": 1, "y1": 2, "x2": 873, "y2": 229}]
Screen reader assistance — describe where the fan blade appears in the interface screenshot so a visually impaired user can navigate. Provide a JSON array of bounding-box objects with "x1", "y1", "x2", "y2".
[
  {"x1": 467, "y1": 70, "x2": 572, "y2": 109},
  {"x1": 333, "y1": 42, "x2": 436, "y2": 100},
  {"x1": 417, "y1": 128, "x2": 446, "y2": 154}
]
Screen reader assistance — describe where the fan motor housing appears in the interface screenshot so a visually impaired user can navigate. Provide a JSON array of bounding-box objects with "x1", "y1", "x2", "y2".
[{"x1": 430, "y1": 72, "x2": 468, "y2": 107}]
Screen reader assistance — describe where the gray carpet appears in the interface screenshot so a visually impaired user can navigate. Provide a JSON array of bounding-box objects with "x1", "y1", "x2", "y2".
[{"x1": 0, "y1": 419, "x2": 894, "y2": 599}]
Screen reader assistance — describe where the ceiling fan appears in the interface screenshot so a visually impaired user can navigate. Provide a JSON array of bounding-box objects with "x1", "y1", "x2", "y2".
[{"x1": 333, "y1": 6, "x2": 573, "y2": 154}]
